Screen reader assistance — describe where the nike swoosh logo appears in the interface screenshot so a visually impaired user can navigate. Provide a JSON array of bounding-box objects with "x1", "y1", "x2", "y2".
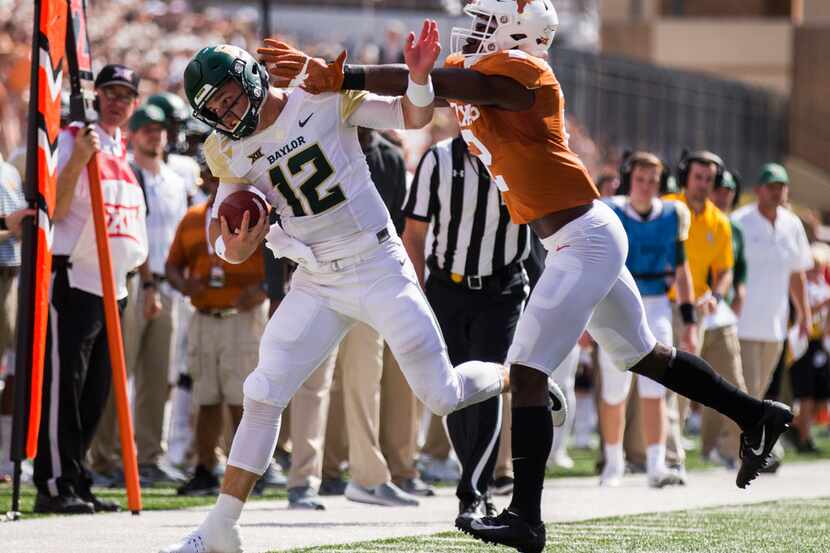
[
  {"x1": 298, "y1": 113, "x2": 314, "y2": 127},
  {"x1": 555, "y1": 244, "x2": 570, "y2": 252},
  {"x1": 750, "y1": 427, "x2": 766, "y2": 456}
]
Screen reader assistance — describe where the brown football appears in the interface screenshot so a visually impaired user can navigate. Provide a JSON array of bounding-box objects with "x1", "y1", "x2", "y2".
[{"x1": 218, "y1": 191, "x2": 269, "y2": 233}]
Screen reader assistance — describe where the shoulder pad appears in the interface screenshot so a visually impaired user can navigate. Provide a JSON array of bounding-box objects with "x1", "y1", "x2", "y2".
[
  {"x1": 471, "y1": 50, "x2": 555, "y2": 89},
  {"x1": 203, "y1": 132, "x2": 246, "y2": 183},
  {"x1": 340, "y1": 90, "x2": 369, "y2": 123}
]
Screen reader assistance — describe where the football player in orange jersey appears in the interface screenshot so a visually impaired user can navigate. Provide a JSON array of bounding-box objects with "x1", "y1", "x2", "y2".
[{"x1": 260, "y1": 2, "x2": 794, "y2": 551}]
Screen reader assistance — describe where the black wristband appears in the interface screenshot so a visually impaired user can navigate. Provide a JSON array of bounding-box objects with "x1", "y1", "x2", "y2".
[
  {"x1": 712, "y1": 292, "x2": 723, "y2": 304},
  {"x1": 342, "y1": 65, "x2": 365, "y2": 91},
  {"x1": 0, "y1": 217, "x2": 7, "y2": 231},
  {"x1": 679, "y1": 302, "x2": 697, "y2": 325},
  {"x1": 142, "y1": 280, "x2": 157, "y2": 290}
]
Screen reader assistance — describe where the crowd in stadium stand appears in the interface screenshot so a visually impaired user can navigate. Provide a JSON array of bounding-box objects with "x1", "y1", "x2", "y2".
[{"x1": 1, "y1": 0, "x2": 829, "y2": 516}]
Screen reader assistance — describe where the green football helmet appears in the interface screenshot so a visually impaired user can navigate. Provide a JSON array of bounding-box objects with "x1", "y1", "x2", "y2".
[
  {"x1": 147, "y1": 92, "x2": 190, "y2": 153},
  {"x1": 184, "y1": 45, "x2": 269, "y2": 139},
  {"x1": 147, "y1": 92, "x2": 190, "y2": 123}
]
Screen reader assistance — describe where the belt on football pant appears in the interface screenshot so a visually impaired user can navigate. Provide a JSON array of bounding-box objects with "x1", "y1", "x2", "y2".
[
  {"x1": 52, "y1": 255, "x2": 72, "y2": 271},
  {"x1": 427, "y1": 258, "x2": 524, "y2": 293},
  {"x1": 126, "y1": 271, "x2": 167, "y2": 283},
  {"x1": 320, "y1": 228, "x2": 391, "y2": 273},
  {"x1": 197, "y1": 307, "x2": 240, "y2": 319}
]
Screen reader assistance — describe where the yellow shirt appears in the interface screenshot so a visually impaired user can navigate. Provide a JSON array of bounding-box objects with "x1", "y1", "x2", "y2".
[{"x1": 663, "y1": 192, "x2": 733, "y2": 300}]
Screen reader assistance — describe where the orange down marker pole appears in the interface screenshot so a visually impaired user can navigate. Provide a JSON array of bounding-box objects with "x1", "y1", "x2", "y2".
[{"x1": 85, "y1": 153, "x2": 142, "y2": 514}]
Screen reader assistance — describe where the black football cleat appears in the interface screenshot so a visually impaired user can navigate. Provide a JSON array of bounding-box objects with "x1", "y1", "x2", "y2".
[
  {"x1": 33, "y1": 491, "x2": 94, "y2": 515},
  {"x1": 736, "y1": 400, "x2": 793, "y2": 489},
  {"x1": 460, "y1": 509, "x2": 545, "y2": 553},
  {"x1": 455, "y1": 497, "x2": 486, "y2": 532}
]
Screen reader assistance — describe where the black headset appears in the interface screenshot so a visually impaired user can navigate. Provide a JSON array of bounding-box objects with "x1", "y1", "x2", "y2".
[
  {"x1": 676, "y1": 149, "x2": 725, "y2": 188},
  {"x1": 618, "y1": 150, "x2": 671, "y2": 196},
  {"x1": 618, "y1": 149, "x2": 634, "y2": 195}
]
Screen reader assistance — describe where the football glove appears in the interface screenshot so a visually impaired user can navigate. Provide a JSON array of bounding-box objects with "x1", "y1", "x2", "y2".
[{"x1": 257, "y1": 39, "x2": 346, "y2": 94}]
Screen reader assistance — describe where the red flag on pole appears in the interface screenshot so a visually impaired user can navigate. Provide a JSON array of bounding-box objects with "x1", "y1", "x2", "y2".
[{"x1": 9, "y1": 0, "x2": 66, "y2": 519}]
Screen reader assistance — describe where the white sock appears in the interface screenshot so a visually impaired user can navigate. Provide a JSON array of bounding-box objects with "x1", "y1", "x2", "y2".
[
  {"x1": 0, "y1": 415, "x2": 12, "y2": 466},
  {"x1": 206, "y1": 493, "x2": 244, "y2": 526},
  {"x1": 603, "y1": 443, "x2": 624, "y2": 473},
  {"x1": 646, "y1": 443, "x2": 666, "y2": 476}
]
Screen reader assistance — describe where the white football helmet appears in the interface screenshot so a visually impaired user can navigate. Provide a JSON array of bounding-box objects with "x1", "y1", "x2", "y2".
[{"x1": 450, "y1": 0, "x2": 559, "y2": 59}]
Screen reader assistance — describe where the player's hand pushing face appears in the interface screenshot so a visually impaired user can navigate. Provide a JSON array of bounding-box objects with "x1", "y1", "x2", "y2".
[
  {"x1": 405, "y1": 20, "x2": 441, "y2": 84},
  {"x1": 257, "y1": 39, "x2": 346, "y2": 94},
  {"x1": 219, "y1": 209, "x2": 269, "y2": 264}
]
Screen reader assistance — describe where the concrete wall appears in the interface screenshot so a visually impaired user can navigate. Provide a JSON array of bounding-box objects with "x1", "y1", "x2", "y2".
[
  {"x1": 658, "y1": 0, "x2": 792, "y2": 17},
  {"x1": 802, "y1": 0, "x2": 830, "y2": 20},
  {"x1": 652, "y1": 18, "x2": 792, "y2": 93},
  {"x1": 601, "y1": 18, "x2": 792, "y2": 93},
  {"x1": 788, "y1": 24, "x2": 830, "y2": 205}
]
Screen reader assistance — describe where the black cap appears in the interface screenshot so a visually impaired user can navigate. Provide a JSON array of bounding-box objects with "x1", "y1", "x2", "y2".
[{"x1": 94, "y1": 64, "x2": 140, "y2": 94}]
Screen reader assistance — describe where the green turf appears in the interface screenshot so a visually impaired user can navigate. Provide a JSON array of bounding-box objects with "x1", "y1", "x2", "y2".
[
  {"x1": 279, "y1": 497, "x2": 830, "y2": 553},
  {"x1": 0, "y1": 483, "x2": 286, "y2": 517}
]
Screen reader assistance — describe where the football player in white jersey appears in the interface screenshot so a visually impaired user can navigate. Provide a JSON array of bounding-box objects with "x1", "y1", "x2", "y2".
[{"x1": 159, "y1": 21, "x2": 513, "y2": 553}]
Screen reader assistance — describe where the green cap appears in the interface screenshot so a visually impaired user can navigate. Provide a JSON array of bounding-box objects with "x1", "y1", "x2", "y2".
[
  {"x1": 129, "y1": 104, "x2": 167, "y2": 132},
  {"x1": 758, "y1": 163, "x2": 789, "y2": 186},
  {"x1": 720, "y1": 170, "x2": 737, "y2": 191}
]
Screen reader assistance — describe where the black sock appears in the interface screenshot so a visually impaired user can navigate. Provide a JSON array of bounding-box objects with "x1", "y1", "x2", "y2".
[
  {"x1": 508, "y1": 406, "x2": 552, "y2": 524},
  {"x1": 659, "y1": 350, "x2": 763, "y2": 431}
]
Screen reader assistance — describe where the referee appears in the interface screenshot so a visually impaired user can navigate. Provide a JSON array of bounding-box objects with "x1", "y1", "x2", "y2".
[{"x1": 402, "y1": 134, "x2": 530, "y2": 523}]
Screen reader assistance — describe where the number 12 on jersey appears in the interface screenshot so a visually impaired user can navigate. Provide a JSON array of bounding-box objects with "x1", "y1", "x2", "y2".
[
  {"x1": 269, "y1": 143, "x2": 347, "y2": 217},
  {"x1": 460, "y1": 129, "x2": 509, "y2": 192}
]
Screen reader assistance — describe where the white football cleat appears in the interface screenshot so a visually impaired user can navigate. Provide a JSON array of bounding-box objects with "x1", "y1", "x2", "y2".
[
  {"x1": 159, "y1": 524, "x2": 243, "y2": 553},
  {"x1": 647, "y1": 468, "x2": 686, "y2": 489},
  {"x1": 548, "y1": 380, "x2": 568, "y2": 427},
  {"x1": 599, "y1": 462, "x2": 624, "y2": 488}
]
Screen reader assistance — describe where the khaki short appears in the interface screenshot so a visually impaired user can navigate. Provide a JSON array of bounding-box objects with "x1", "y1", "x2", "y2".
[
  {"x1": 0, "y1": 271, "x2": 18, "y2": 356},
  {"x1": 188, "y1": 304, "x2": 267, "y2": 406},
  {"x1": 739, "y1": 339, "x2": 784, "y2": 399}
]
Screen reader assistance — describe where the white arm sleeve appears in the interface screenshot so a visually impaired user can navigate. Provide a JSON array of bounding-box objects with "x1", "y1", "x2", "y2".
[{"x1": 346, "y1": 94, "x2": 405, "y2": 130}]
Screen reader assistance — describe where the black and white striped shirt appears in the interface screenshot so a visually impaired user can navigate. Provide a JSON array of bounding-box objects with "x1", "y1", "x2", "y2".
[{"x1": 403, "y1": 137, "x2": 531, "y2": 277}]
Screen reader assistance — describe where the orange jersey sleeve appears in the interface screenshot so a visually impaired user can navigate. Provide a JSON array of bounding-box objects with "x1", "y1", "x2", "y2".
[{"x1": 443, "y1": 51, "x2": 599, "y2": 224}]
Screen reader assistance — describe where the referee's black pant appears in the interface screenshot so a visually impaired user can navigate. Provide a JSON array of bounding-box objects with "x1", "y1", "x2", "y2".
[
  {"x1": 33, "y1": 265, "x2": 126, "y2": 497},
  {"x1": 426, "y1": 268, "x2": 527, "y2": 504}
]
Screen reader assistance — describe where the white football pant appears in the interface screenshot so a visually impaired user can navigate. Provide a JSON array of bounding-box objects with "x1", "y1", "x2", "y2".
[
  {"x1": 229, "y1": 238, "x2": 502, "y2": 475},
  {"x1": 508, "y1": 200, "x2": 657, "y2": 374}
]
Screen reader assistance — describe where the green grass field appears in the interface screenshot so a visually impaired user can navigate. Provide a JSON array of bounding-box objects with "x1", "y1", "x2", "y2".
[{"x1": 280, "y1": 497, "x2": 830, "y2": 553}]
